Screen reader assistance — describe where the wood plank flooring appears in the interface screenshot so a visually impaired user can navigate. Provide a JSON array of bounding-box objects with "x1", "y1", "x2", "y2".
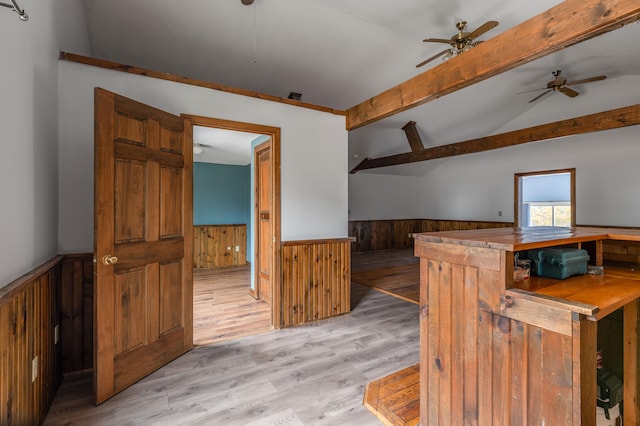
[
  {"x1": 44, "y1": 283, "x2": 420, "y2": 425},
  {"x1": 194, "y1": 265, "x2": 271, "y2": 346},
  {"x1": 351, "y1": 249, "x2": 420, "y2": 304}
]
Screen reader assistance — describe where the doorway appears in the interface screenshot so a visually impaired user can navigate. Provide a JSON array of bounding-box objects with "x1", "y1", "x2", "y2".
[
  {"x1": 93, "y1": 90, "x2": 282, "y2": 403},
  {"x1": 184, "y1": 114, "x2": 282, "y2": 340}
]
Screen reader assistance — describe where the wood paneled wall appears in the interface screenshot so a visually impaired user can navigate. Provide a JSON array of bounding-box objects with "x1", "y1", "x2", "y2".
[
  {"x1": 0, "y1": 257, "x2": 63, "y2": 425},
  {"x1": 60, "y1": 253, "x2": 94, "y2": 373},
  {"x1": 349, "y1": 219, "x2": 421, "y2": 253},
  {"x1": 193, "y1": 225, "x2": 247, "y2": 269},
  {"x1": 420, "y1": 219, "x2": 514, "y2": 232},
  {"x1": 349, "y1": 219, "x2": 513, "y2": 253},
  {"x1": 281, "y1": 239, "x2": 351, "y2": 327},
  {"x1": 349, "y1": 219, "x2": 640, "y2": 264}
]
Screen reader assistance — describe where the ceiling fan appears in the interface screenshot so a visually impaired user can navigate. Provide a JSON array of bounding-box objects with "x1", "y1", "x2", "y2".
[
  {"x1": 416, "y1": 20, "x2": 499, "y2": 68},
  {"x1": 521, "y1": 70, "x2": 607, "y2": 103}
]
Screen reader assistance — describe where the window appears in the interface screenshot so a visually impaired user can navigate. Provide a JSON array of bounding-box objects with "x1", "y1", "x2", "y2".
[{"x1": 514, "y1": 169, "x2": 575, "y2": 227}]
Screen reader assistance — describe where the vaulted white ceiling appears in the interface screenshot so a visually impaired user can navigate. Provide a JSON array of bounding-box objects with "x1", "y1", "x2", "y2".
[{"x1": 81, "y1": 0, "x2": 640, "y2": 174}]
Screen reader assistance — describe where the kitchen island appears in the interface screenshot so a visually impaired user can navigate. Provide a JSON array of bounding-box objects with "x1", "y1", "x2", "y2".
[{"x1": 412, "y1": 226, "x2": 640, "y2": 425}]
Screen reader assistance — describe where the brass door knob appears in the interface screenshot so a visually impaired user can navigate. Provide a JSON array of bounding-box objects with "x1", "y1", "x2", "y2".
[{"x1": 101, "y1": 255, "x2": 118, "y2": 265}]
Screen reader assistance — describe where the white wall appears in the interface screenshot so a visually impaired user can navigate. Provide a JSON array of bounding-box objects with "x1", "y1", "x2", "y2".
[
  {"x1": 0, "y1": 1, "x2": 90, "y2": 287},
  {"x1": 348, "y1": 173, "x2": 421, "y2": 220},
  {"x1": 58, "y1": 61, "x2": 348, "y2": 252},
  {"x1": 418, "y1": 76, "x2": 640, "y2": 226},
  {"x1": 418, "y1": 125, "x2": 640, "y2": 226}
]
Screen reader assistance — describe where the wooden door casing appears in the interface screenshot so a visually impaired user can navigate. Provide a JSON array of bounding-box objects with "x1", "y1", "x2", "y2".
[
  {"x1": 94, "y1": 88, "x2": 193, "y2": 404},
  {"x1": 181, "y1": 113, "x2": 282, "y2": 329},
  {"x1": 256, "y1": 141, "x2": 272, "y2": 305}
]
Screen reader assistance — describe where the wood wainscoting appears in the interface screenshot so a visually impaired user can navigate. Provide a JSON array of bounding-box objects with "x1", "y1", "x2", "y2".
[
  {"x1": 349, "y1": 219, "x2": 640, "y2": 260},
  {"x1": 281, "y1": 238, "x2": 351, "y2": 327},
  {"x1": 0, "y1": 257, "x2": 63, "y2": 425},
  {"x1": 193, "y1": 224, "x2": 247, "y2": 269},
  {"x1": 349, "y1": 219, "x2": 422, "y2": 253},
  {"x1": 349, "y1": 219, "x2": 513, "y2": 253},
  {"x1": 59, "y1": 253, "x2": 94, "y2": 374}
]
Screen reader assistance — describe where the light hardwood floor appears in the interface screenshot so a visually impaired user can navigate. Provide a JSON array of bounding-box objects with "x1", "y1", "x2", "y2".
[
  {"x1": 44, "y1": 283, "x2": 420, "y2": 425},
  {"x1": 194, "y1": 265, "x2": 271, "y2": 346},
  {"x1": 351, "y1": 249, "x2": 420, "y2": 304}
]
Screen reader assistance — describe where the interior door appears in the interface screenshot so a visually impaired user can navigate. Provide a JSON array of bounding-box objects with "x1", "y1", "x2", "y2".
[
  {"x1": 93, "y1": 88, "x2": 193, "y2": 404},
  {"x1": 256, "y1": 141, "x2": 272, "y2": 306}
]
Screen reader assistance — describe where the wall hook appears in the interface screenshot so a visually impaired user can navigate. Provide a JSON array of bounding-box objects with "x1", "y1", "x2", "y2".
[{"x1": 1, "y1": 0, "x2": 28, "y2": 21}]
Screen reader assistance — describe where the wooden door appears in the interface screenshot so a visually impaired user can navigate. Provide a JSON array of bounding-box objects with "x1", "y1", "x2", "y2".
[
  {"x1": 93, "y1": 88, "x2": 193, "y2": 404},
  {"x1": 255, "y1": 141, "x2": 272, "y2": 305}
]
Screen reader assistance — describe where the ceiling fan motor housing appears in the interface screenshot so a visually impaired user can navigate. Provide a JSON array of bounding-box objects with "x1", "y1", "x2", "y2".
[
  {"x1": 417, "y1": 20, "x2": 499, "y2": 68},
  {"x1": 548, "y1": 76, "x2": 567, "y2": 90}
]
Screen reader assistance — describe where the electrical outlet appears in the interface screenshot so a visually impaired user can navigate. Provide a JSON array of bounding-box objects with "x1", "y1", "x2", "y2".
[
  {"x1": 227, "y1": 246, "x2": 231, "y2": 251},
  {"x1": 408, "y1": 233, "x2": 413, "y2": 239},
  {"x1": 235, "y1": 246, "x2": 240, "y2": 252},
  {"x1": 32, "y1": 356, "x2": 38, "y2": 382},
  {"x1": 498, "y1": 210, "x2": 503, "y2": 217},
  {"x1": 54, "y1": 324, "x2": 59, "y2": 344}
]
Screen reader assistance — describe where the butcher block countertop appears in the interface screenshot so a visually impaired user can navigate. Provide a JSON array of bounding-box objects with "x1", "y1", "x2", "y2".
[
  {"x1": 413, "y1": 226, "x2": 640, "y2": 251},
  {"x1": 415, "y1": 225, "x2": 640, "y2": 323}
]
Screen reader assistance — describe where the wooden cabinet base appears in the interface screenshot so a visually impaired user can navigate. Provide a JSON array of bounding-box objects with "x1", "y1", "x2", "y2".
[{"x1": 414, "y1": 227, "x2": 640, "y2": 425}]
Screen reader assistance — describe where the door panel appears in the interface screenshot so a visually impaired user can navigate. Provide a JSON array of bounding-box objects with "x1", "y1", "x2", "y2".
[
  {"x1": 160, "y1": 166, "x2": 184, "y2": 237},
  {"x1": 256, "y1": 143, "x2": 272, "y2": 305},
  {"x1": 114, "y1": 159, "x2": 146, "y2": 243},
  {"x1": 94, "y1": 88, "x2": 193, "y2": 404},
  {"x1": 159, "y1": 260, "x2": 184, "y2": 334},
  {"x1": 115, "y1": 268, "x2": 150, "y2": 353}
]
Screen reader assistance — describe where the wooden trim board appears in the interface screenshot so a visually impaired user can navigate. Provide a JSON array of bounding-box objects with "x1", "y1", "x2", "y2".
[{"x1": 59, "y1": 52, "x2": 346, "y2": 117}]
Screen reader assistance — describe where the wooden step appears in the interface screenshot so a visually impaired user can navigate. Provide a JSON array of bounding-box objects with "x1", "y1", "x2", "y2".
[{"x1": 363, "y1": 364, "x2": 420, "y2": 426}]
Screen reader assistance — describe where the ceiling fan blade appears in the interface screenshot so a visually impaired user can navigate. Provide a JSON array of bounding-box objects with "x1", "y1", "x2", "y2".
[
  {"x1": 516, "y1": 87, "x2": 548, "y2": 95},
  {"x1": 559, "y1": 87, "x2": 579, "y2": 98},
  {"x1": 528, "y1": 89, "x2": 552, "y2": 103},
  {"x1": 468, "y1": 20, "x2": 499, "y2": 40},
  {"x1": 422, "y1": 37, "x2": 452, "y2": 44},
  {"x1": 416, "y1": 49, "x2": 450, "y2": 68},
  {"x1": 566, "y1": 75, "x2": 607, "y2": 86}
]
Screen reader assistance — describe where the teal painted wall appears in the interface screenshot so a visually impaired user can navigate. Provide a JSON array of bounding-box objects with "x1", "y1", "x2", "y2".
[
  {"x1": 192, "y1": 135, "x2": 269, "y2": 289},
  {"x1": 193, "y1": 162, "x2": 251, "y2": 260}
]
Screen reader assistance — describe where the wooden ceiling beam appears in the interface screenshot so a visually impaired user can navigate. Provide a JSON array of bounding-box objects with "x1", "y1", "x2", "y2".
[
  {"x1": 346, "y1": 0, "x2": 640, "y2": 130},
  {"x1": 349, "y1": 103, "x2": 640, "y2": 173},
  {"x1": 402, "y1": 121, "x2": 425, "y2": 152}
]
